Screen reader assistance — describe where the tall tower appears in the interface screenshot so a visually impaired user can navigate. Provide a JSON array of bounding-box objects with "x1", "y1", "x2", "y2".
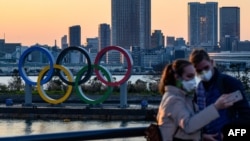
[
  {"x1": 98, "y1": 23, "x2": 111, "y2": 51},
  {"x1": 69, "y1": 25, "x2": 81, "y2": 47},
  {"x1": 188, "y1": 2, "x2": 218, "y2": 48},
  {"x1": 61, "y1": 35, "x2": 68, "y2": 49},
  {"x1": 98, "y1": 23, "x2": 111, "y2": 63},
  {"x1": 220, "y1": 7, "x2": 240, "y2": 51},
  {"x1": 111, "y1": 0, "x2": 151, "y2": 50}
]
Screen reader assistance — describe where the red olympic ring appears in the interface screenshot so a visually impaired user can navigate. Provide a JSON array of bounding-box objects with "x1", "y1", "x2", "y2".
[
  {"x1": 94, "y1": 46, "x2": 133, "y2": 86},
  {"x1": 18, "y1": 45, "x2": 133, "y2": 105}
]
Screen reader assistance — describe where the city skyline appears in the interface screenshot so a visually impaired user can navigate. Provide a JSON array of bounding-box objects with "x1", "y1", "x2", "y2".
[{"x1": 0, "y1": 0, "x2": 250, "y2": 47}]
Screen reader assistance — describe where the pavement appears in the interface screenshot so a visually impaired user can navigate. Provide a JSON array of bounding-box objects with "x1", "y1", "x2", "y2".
[{"x1": 0, "y1": 102, "x2": 159, "y2": 121}]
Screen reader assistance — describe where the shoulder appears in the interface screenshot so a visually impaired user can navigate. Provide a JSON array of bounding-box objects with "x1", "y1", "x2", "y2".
[
  {"x1": 219, "y1": 73, "x2": 243, "y2": 90},
  {"x1": 214, "y1": 68, "x2": 239, "y2": 83},
  {"x1": 221, "y1": 73, "x2": 240, "y2": 82},
  {"x1": 162, "y1": 94, "x2": 183, "y2": 104},
  {"x1": 160, "y1": 93, "x2": 184, "y2": 109},
  {"x1": 161, "y1": 95, "x2": 189, "y2": 117},
  {"x1": 212, "y1": 68, "x2": 244, "y2": 93}
]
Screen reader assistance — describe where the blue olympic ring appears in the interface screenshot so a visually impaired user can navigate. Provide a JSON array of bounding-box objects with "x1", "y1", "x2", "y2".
[
  {"x1": 18, "y1": 46, "x2": 55, "y2": 85},
  {"x1": 18, "y1": 45, "x2": 133, "y2": 105}
]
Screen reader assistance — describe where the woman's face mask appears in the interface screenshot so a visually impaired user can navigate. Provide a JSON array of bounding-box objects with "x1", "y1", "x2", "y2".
[
  {"x1": 181, "y1": 78, "x2": 197, "y2": 93},
  {"x1": 198, "y1": 69, "x2": 212, "y2": 82}
]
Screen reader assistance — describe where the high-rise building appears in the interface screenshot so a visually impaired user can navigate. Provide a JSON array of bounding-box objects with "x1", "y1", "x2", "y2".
[
  {"x1": 67, "y1": 25, "x2": 81, "y2": 64},
  {"x1": 61, "y1": 35, "x2": 68, "y2": 49},
  {"x1": 111, "y1": 0, "x2": 151, "y2": 50},
  {"x1": 130, "y1": 46, "x2": 141, "y2": 67},
  {"x1": 87, "y1": 37, "x2": 99, "y2": 52},
  {"x1": 69, "y1": 25, "x2": 81, "y2": 47},
  {"x1": 86, "y1": 37, "x2": 99, "y2": 63},
  {"x1": 151, "y1": 30, "x2": 165, "y2": 49},
  {"x1": 98, "y1": 23, "x2": 111, "y2": 51},
  {"x1": 174, "y1": 38, "x2": 186, "y2": 47},
  {"x1": 223, "y1": 35, "x2": 238, "y2": 51},
  {"x1": 188, "y1": 2, "x2": 218, "y2": 48},
  {"x1": 166, "y1": 36, "x2": 175, "y2": 47},
  {"x1": 220, "y1": 7, "x2": 240, "y2": 51},
  {"x1": 98, "y1": 23, "x2": 111, "y2": 63}
]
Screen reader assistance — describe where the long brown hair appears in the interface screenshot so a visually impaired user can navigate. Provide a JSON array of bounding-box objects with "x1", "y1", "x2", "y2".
[{"x1": 158, "y1": 59, "x2": 192, "y2": 95}]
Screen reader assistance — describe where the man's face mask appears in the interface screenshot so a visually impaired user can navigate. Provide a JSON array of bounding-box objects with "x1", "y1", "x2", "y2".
[
  {"x1": 181, "y1": 78, "x2": 197, "y2": 93},
  {"x1": 198, "y1": 69, "x2": 212, "y2": 82}
]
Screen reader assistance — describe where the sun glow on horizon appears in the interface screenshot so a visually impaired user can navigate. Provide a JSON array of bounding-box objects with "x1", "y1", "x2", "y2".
[{"x1": 0, "y1": 0, "x2": 249, "y2": 46}]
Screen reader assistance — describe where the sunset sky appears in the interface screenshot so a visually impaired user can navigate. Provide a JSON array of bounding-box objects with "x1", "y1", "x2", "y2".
[{"x1": 0, "y1": 0, "x2": 249, "y2": 47}]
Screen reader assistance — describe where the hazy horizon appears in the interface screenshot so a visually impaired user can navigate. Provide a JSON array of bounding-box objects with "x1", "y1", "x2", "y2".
[{"x1": 1, "y1": 0, "x2": 249, "y2": 47}]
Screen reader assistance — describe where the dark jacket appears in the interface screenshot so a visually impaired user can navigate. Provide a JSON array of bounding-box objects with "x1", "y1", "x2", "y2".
[{"x1": 195, "y1": 67, "x2": 250, "y2": 139}]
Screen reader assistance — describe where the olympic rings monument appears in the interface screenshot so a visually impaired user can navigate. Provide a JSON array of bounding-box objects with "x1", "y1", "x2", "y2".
[{"x1": 18, "y1": 45, "x2": 133, "y2": 108}]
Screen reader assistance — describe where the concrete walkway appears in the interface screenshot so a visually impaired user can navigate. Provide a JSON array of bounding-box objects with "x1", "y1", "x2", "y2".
[{"x1": 0, "y1": 103, "x2": 159, "y2": 121}]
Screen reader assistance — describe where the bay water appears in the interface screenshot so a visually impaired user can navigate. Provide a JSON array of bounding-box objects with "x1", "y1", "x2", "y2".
[
  {"x1": 0, "y1": 119, "x2": 150, "y2": 140},
  {"x1": 0, "y1": 75, "x2": 155, "y2": 140}
]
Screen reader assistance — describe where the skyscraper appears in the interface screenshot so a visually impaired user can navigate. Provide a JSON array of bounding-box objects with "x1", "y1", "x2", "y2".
[
  {"x1": 69, "y1": 25, "x2": 81, "y2": 47},
  {"x1": 68, "y1": 25, "x2": 81, "y2": 64},
  {"x1": 111, "y1": 0, "x2": 151, "y2": 50},
  {"x1": 220, "y1": 7, "x2": 240, "y2": 51},
  {"x1": 98, "y1": 23, "x2": 111, "y2": 51},
  {"x1": 61, "y1": 35, "x2": 68, "y2": 49},
  {"x1": 98, "y1": 23, "x2": 111, "y2": 63},
  {"x1": 188, "y1": 2, "x2": 218, "y2": 48}
]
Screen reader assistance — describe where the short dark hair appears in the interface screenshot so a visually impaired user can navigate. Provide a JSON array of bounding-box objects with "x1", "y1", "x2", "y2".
[{"x1": 189, "y1": 48, "x2": 210, "y2": 67}]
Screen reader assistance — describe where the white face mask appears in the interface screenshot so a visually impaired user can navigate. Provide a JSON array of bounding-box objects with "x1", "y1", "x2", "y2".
[
  {"x1": 182, "y1": 78, "x2": 197, "y2": 93},
  {"x1": 198, "y1": 69, "x2": 213, "y2": 82}
]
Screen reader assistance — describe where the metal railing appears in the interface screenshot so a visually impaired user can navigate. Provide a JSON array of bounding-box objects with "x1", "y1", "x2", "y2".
[{"x1": 0, "y1": 126, "x2": 147, "y2": 141}]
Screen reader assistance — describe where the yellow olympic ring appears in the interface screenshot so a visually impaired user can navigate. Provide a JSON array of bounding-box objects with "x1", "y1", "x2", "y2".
[{"x1": 37, "y1": 64, "x2": 73, "y2": 104}]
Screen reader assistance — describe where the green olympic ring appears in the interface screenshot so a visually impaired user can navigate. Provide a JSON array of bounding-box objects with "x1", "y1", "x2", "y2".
[
  {"x1": 36, "y1": 64, "x2": 113, "y2": 105},
  {"x1": 75, "y1": 65, "x2": 113, "y2": 105},
  {"x1": 19, "y1": 45, "x2": 132, "y2": 105}
]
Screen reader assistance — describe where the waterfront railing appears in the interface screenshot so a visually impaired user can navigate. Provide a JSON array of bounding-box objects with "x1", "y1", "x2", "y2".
[{"x1": 0, "y1": 127, "x2": 147, "y2": 141}]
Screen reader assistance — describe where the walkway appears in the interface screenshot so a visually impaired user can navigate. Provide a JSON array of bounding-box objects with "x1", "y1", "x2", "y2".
[{"x1": 0, "y1": 103, "x2": 159, "y2": 121}]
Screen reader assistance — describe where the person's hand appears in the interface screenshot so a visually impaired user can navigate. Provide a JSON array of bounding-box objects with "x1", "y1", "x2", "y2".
[
  {"x1": 214, "y1": 94, "x2": 234, "y2": 110},
  {"x1": 203, "y1": 133, "x2": 219, "y2": 141},
  {"x1": 221, "y1": 133, "x2": 224, "y2": 140}
]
